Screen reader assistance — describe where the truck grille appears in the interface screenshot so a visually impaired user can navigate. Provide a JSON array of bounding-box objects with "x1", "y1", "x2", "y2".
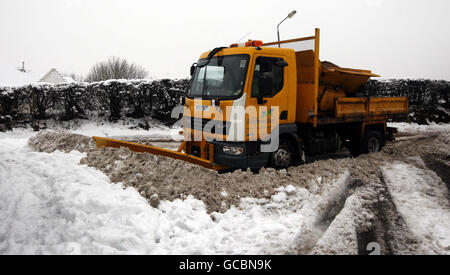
[{"x1": 185, "y1": 117, "x2": 231, "y2": 135}]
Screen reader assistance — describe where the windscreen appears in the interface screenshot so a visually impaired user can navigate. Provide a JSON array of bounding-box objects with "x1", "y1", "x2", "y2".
[{"x1": 189, "y1": 54, "x2": 250, "y2": 100}]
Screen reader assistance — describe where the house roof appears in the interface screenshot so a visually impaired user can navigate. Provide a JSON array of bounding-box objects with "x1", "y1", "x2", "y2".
[
  {"x1": 0, "y1": 67, "x2": 76, "y2": 87},
  {"x1": 0, "y1": 66, "x2": 42, "y2": 87},
  {"x1": 39, "y1": 68, "x2": 75, "y2": 84}
]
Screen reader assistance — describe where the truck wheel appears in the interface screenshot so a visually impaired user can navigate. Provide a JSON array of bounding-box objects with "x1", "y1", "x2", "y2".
[
  {"x1": 362, "y1": 130, "x2": 382, "y2": 154},
  {"x1": 271, "y1": 138, "x2": 294, "y2": 168}
]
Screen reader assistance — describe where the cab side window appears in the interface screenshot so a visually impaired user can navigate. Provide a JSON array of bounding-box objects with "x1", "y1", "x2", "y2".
[{"x1": 251, "y1": 57, "x2": 285, "y2": 98}]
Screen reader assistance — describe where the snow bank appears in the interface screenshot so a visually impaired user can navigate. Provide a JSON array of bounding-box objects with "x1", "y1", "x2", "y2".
[
  {"x1": 70, "y1": 120, "x2": 183, "y2": 141},
  {"x1": 382, "y1": 163, "x2": 450, "y2": 254},
  {"x1": 0, "y1": 141, "x2": 158, "y2": 254},
  {"x1": 158, "y1": 186, "x2": 311, "y2": 255},
  {"x1": 80, "y1": 144, "x2": 355, "y2": 213},
  {"x1": 28, "y1": 131, "x2": 96, "y2": 153}
]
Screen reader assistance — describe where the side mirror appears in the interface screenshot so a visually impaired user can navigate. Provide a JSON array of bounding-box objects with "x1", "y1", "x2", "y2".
[
  {"x1": 275, "y1": 59, "x2": 288, "y2": 68},
  {"x1": 190, "y1": 63, "x2": 197, "y2": 77}
]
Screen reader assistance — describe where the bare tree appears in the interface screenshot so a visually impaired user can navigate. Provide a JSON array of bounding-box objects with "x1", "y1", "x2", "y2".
[{"x1": 86, "y1": 56, "x2": 148, "y2": 82}]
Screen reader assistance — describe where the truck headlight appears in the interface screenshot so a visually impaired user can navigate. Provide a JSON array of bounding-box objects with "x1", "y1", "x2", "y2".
[{"x1": 222, "y1": 145, "x2": 244, "y2": 155}]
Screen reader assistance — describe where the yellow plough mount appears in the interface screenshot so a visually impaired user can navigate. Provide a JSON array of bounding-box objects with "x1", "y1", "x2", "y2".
[{"x1": 92, "y1": 136, "x2": 226, "y2": 171}]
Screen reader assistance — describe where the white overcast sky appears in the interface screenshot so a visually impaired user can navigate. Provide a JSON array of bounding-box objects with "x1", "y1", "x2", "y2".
[{"x1": 1, "y1": 0, "x2": 449, "y2": 80}]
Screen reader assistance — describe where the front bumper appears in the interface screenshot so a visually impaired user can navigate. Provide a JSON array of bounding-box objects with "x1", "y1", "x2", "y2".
[{"x1": 212, "y1": 141, "x2": 270, "y2": 169}]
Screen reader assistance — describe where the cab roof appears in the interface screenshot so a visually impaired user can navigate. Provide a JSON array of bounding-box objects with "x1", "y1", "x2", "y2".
[{"x1": 199, "y1": 46, "x2": 295, "y2": 60}]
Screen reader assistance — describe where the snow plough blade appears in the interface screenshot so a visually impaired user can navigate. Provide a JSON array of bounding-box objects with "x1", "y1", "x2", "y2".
[{"x1": 92, "y1": 136, "x2": 227, "y2": 171}]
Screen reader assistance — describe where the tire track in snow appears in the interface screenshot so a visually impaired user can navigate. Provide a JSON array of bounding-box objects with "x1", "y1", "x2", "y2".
[
  {"x1": 422, "y1": 156, "x2": 450, "y2": 199},
  {"x1": 381, "y1": 163, "x2": 450, "y2": 254}
]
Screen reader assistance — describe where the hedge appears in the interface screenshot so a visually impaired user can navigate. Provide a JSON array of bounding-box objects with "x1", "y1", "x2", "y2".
[
  {"x1": 362, "y1": 79, "x2": 450, "y2": 124},
  {"x1": 1, "y1": 78, "x2": 449, "y2": 126},
  {"x1": 0, "y1": 79, "x2": 189, "y2": 123}
]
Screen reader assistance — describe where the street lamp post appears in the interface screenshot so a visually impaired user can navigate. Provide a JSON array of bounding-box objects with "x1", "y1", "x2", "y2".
[{"x1": 277, "y1": 10, "x2": 297, "y2": 48}]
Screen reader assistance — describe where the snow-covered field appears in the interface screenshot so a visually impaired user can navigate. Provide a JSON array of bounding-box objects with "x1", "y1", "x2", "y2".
[
  {"x1": 0, "y1": 122, "x2": 449, "y2": 255},
  {"x1": 1, "y1": 119, "x2": 184, "y2": 142},
  {"x1": 389, "y1": 122, "x2": 450, "y2": 135}
]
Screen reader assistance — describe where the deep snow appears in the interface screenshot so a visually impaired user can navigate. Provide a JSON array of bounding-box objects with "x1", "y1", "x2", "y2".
[
  {"x1": 0, "y1": 132, "x2": 323, "y2": 254},
  {"x1": 1, "y1": 122, "x2": 449, "y2": 255}
]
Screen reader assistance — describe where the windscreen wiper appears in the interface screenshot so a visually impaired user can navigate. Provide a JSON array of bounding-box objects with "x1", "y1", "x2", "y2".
[{"x1": 197, "y1": 47, "x2": 227, "y2": 67}]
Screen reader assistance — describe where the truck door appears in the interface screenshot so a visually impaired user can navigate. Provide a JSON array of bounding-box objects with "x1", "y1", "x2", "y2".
[{"x1": 248, "y1": 55, "x2": 289, "y2": 141}]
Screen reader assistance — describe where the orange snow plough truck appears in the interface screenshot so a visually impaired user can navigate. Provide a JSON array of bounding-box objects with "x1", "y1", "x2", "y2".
[{"x1": 93, "y1": 28, "x2": 408, "y2": 171}]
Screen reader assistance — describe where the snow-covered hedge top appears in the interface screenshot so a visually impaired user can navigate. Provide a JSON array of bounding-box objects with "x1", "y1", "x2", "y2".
[{"x1": 0, "y1": 79, "x2": 190, "y2": 121}]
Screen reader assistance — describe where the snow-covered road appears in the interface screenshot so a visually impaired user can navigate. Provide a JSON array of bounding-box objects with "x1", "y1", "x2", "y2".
[
  {"x1": 0, "y1": 133, "x2": 315, "y2": 254},
  {"x1": 382, "y1": 163, "x2": 450, "y2": 253}
]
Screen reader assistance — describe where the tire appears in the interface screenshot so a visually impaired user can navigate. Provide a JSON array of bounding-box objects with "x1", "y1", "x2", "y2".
[
  {"x1": 271, "y1": 138, "x2": 295, "y2": 168},
  {"x1": 362, "y1": 130, "x2": 382, "y2": 154}
]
